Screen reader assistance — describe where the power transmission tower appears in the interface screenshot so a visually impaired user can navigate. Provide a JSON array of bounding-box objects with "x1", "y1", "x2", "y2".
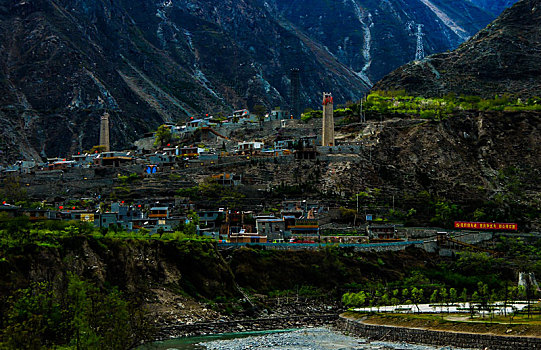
[{"x1": 415, "y1": 24, "x2": 425, "y2": 61}]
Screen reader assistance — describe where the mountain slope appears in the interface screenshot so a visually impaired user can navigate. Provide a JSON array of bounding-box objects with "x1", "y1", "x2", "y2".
[
  {"x1": 373, "y1": 0, "x2": 541, "y2": 98},
  {"x1": 263, "y1": 0, "x2": 494, "y2": 85},
  {"x1": 468, "y1": 0, "x2": 519, "y2": 16},
  {"x1": 0, "y1": 0, "x2": 370, "y2": 162},
  {"x1": 0, "y1": 0, "x2": 501, "y2": 162}
]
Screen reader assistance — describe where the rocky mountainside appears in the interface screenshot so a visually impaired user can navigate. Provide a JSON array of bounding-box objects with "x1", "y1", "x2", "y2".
[
  {"x1": 468, "y1": 0, "x2": 519, "y2": 16},
  {"x1": 264, "y1": 0, "x2": 494, "y2": 86},
  {"x1": 373, "y1": 0, "x2": 541, "y2": 98},
  {"x1": 0, "y1": 0, "x2": 499, "y2": 162},
  {"x1": 0, "y1": 0, "x2": 369, "y2": 162}
]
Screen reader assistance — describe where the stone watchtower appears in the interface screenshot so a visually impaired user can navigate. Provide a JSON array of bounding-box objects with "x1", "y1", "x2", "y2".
[
  {"x1": 290, "y1": 68, "x2": 301, "y2": 119},
  {"x1": 100, "y1": 112, "x2": 110, "y2": 152},
  {"x1": 322, "y1": 92, "x2": 334, "y2": 146}
]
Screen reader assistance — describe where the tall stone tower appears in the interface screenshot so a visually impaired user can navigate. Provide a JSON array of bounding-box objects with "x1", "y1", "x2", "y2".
[
  {"x1": 322, "y1": 92, "x2": 334, "y2": 146},
  {"x1": 290, "y1": 68, "x2": 301, "y2": 119},
  {"x1": 99, "y1": 112, "x2": 110, "y2": 152}
]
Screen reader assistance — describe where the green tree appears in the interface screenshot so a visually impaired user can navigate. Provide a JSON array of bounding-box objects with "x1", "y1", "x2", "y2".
[
  {"x1": 477, "y1": 281, "x2": 490, "y2": 313},
  {"x1": 449, "y1": 288, "x2": 457, "y2": 306},
  {"x1": 342, "y1": 291, "x2": 368, "y2": 307},
  {"x1": 67, "y1": 273, "x2": 100, "y2": 349},
  {"x1": 1, "y1": 282, "x2": 65, "y2": 349},
  {"x1": 3, "y1": 215, "x2": 32, "y2": 244},
  {"x1": 401, "y1": 288, "x2": 410, "y2": 303},
  {"x1": 489, "y1": 290, "x2": 498, "y2": 320},
  {"x1": 430, "y1": 290, "x2": 439, "y2": 312},
  {"x1": 154, "y1": 125, "x2": 174, "y2": 148},
  {"x1": 460, "y1": 288, "x2": 468, "y2": 308},
  {"x1": 66, "y1": 273, "x2": 133, "y2": 349},
  {"x1": 381, "y1": 293, "x2": 390, "y2": 307},
  {"x1": 430, "y1": 200, "x2": 461, "y2": 228},
  {"x1": 1, "y1": 175, "x2": 28, "y2": 203},
  {"x1": 375, "y1": 290, "x2": 382, "y2": 311},
  {"x1": 411, "y1": 287, "x2": 423, "y2": 313},
  {"x1": 471, "y1": 291, "x2": 480, "y2": 318},
  {"x1": 342, "y1": 292, "x2": 352, "y2": 306},
  {"x1": 439, "y1": 287, "x2": 448, "y2": 314},
  {"x1": 351, "y1": 291, "x2": 367, "y2": 307},
  {"x1": 252, "y1": 104, "x2": 267, "y2": 126}
]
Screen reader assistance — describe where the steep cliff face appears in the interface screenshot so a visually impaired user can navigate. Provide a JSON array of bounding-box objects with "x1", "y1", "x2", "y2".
[
  {"x1": 373, "y1": 0, "x2": 541, "y2": 98},
  {"x1": 263, "y1": 0, "x2": 494, "y2": 86},
  {"x1": 0, "y1": 238, "x2": 238, "y2": 300},
  {"x1": 0, "y1": 237, "x2": 440, "y2": 334}
]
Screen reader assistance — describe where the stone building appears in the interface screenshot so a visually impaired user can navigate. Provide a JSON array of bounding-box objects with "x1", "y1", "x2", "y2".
[
  {"x1": 99, "y1": 112, "x2": 110, "y2": 152},
  {"x1": 321, "y1": 92, "x2": 334, "y2": 146}
]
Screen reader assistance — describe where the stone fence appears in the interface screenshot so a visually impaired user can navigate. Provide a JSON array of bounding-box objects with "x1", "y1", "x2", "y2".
[{"x1": 337, "y1": 315, "x2": 541, "y2": 350}]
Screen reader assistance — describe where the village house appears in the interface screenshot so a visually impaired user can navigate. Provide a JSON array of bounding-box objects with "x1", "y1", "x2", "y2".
[
  {"x1": 198, "y1": 151, "x2": 219, "y2": 163},
  {"x1": 232, "y1": 109, "x2": 258, "y2": 123},
  {"x1": 198, "y1": 210, "x2": 225, "y2": 230},
  {"x1": 185, "y1": 118, "x2": 209, "y2": 131},
  {"x1": 146, "y1": 152, "x2": 176, "y2": 166},
  {"x1": 222, "y1": 210, "x2": 253, "y2": 237},
  {"x1": 149, "y1": 207, "x2": 169, "y2": 219},
  {"x1": 212, "y1": 173, "x2": 242, "y2": 186},
  {"x1": 94, "y1": 152, "x2": 134, "y2": 167},
  {"x1": 72, "y1": 153, "x2": 98, "y2": 168},
  {"x1": 274, "y1": 140, "x2": 296, "y2": 151},
  {"x1": 256, "y1": 216, "x2": 286, "y2": 242},
  {"x1": 290, "y1": 218, "x2": 319, "y2": 240},
  {"x1": 48, "y1": 159, "x2": 76, "y2": 171},
  {"x1": 236, "y1": 141, "x2": 264, "y2": 155},
  {"x1": 229, "y1": 229, "x2": 267, "y2": 243},
  {"x1": 267, "y1": 108, "x2": 290, "y2": 121},
  {"x1": 179, "y1": 146, "x2": 204, "y2": 159},
  {"x1": 0, "y1": 205, "x2": 21, "y2": 218},
  {"x1": 366, "y1": 224, "x2": 398, "y2": 241}
]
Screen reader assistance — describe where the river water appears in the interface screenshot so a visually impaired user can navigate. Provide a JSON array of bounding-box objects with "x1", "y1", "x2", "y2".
[{"x1": 139, "y1": 327, "x2": 472, "y2": 350}]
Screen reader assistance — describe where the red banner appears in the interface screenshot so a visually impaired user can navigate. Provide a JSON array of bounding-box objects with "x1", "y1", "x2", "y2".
[{"x1": 454, "y1": 221, "x2": 518, "y2": 231}]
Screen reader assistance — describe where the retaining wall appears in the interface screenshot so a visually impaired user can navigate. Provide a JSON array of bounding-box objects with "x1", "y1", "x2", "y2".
[
  {"x1": 218, "y1": 241, "x2": 426, "y2": 252},
  {"x1": 317, "y1": 145, "x2": 363, "y2": 154},
  {"x1": 337, "y1": 316, "x2": 541, "y2": 350}
]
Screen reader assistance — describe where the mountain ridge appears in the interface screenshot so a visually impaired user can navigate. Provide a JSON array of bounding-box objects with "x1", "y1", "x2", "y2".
[{"x1": 373, "y1": 0, "x2": 541, "y2": 98}]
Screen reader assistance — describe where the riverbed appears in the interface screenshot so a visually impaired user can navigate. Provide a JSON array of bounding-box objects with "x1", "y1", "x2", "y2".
[{"x1": 139, "y1": 327, "x2": 473, "y2": 350}]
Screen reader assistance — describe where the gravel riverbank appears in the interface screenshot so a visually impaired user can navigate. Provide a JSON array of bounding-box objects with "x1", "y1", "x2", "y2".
[
  {"x1": 156, "y1": 314, "x2": 338, "y2": 339},
  {"x1": 199, "y1": 327, "x2": 472, "y2": 350}
]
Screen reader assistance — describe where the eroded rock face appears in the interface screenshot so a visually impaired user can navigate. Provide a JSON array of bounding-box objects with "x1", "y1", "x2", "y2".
[
  {"x1": 374, "y1": 0, "x2": 541, "y2": 98},
  {"x1": 264, "y1": 0, "x2": 494, "y2": 86}
]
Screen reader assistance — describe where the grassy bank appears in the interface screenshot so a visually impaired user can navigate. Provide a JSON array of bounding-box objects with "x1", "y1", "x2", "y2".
[{"x1": 343, "y1": 312, "x2": 541, "y2": 337}]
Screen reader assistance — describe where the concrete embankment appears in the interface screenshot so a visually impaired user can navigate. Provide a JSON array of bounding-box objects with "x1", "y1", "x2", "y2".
[
  {"x1": 337, "y1": 315, "x2": 541, "y2": 350},
  {"x1": 156, "y1": 314, "x2": 338, "y2": 339}
]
